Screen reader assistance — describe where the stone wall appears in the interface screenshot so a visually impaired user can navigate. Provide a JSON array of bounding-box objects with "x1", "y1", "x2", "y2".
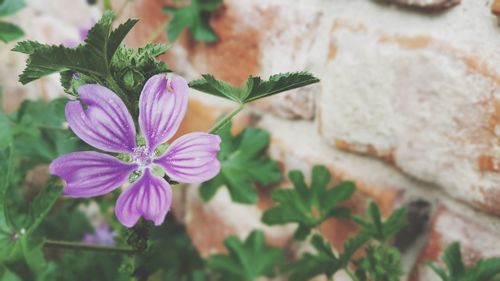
[{"x1": 1, "y1": 0, "x2": 499, "y2": 280}]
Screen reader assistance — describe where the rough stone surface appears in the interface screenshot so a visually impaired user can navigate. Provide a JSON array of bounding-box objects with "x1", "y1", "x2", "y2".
[
  {"x1": 410, "y1": 206, "x2": 500, "y2": 281},
  {"x1": 320, "y1": 13, "x2": 500, "y2": 215}
]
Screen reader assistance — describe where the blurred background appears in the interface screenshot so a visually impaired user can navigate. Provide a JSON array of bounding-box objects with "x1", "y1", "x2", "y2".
[{"x1": 1, "y1": 0, "x2": 500, "y2": 280}]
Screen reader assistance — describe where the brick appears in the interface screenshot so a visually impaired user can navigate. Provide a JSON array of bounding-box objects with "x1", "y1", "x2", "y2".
[
  {"x1": 410, "y1": 206, "x2": 500, "y2": 281},
  {"x1": 493, "y1": 0, "x2": 500, "y2": 16},
  {"x1": 320, "y1": 19, "x2": 500, "y2": 215}
]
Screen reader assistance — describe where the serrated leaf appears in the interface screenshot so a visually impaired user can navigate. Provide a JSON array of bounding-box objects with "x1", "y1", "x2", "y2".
[
  {"x1": 14, "y1": 11, "x2": 138, "y2": 84},
  {"x1": 207, "y1": 230, "x2": 283, "y2": 281},
  {"x1": 24, "y1": 178, "x2": 63, "y2": 233},
  {"x1": 189, "y1": 71, "x2": 320, "y2": 104},
  {"x1": 262, "y1": 165, "x2": 355, "y2": 240},
  {"x1": 162, "y1": 0, "x2": 222, "y2": 43},
  {"x1": 0, "y1": 21, "x2": 23, "y2": 42},
  {"x1": 199, "y1": 122, "x2": 281, "y2": 204},
  {"x1": 0, "y1": 0, "x2": 25, "y2": 17},
  {"x1": 355, "y1": 245, "x2": 403, "y2": 281}
]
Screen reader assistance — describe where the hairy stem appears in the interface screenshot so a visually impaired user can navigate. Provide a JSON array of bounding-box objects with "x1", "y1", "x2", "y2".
[
  {"x1": 209, "y1": 103, "x2": 245, "y2": 134},
  {"x1": 144, "y1": 19, "x2": 169, "y2": 45},
  {"x1": 44, "y1": 239, "x2": 137, "y2": 254},
  {"x1": 345, "y1": 268, "x2": 360, "y2": 281}
]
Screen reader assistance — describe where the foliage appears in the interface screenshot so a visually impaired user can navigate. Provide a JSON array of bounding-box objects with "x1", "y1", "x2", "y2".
[
  {"x1": 207, "y1": 230, "x2": 284, "y2": 281},
  {"x1": 355, "y1": 245, "x2": 403, "y2": 281},
  {"x1": 200, "y1": 122, "x2": 281, "y2": 204},
  {"x1": 428, "y1": 242, "x2": 500, "y2": 281},
  {"x1": 0, "y1": 0, "x2": 25, "y2": 43},
  {"x1": 162, "y1": 0, "x2": 222, "y2": 43},
  {"x1": 262, "y1": 165, "x2": 355, "y2": 240},
  {"x1": 189, "y1": 72, "x2": 320, "y2": 104},
  {"x1": 352, "y1": 202, "x2": 406, "y2": 243}
]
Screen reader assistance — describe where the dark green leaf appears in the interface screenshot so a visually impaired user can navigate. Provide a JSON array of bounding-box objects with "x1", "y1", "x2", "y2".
[
  {"x1": 200, "y1": 123, "x2": 281, "y2": 204},
  {"x1": 14, "y1": 11, "x2": 138, "y2": 84},
  {"x1": 262, "y1": 165, "x2": 355, "y2": 240},
  {"x1": 162, "y1": 0, "x2": 222, "y2": 43},
  {"x1": 355, "y1": 245, "x2": 403, "y2": 281},
  {"x1": 0, "y1": 21, "x2": 23, "y2": 43},
  {"x1": 189, "y1": 72, "x2": 320, "y2": 104},
  {"x1": 0, "y1": 0, "x2": 25, "y2": 17},
  {"x1": 24, "y1": 178, "x2": 63, "y2": 233},
  {"x1": 207, "y1": 230, "x2": 283, "y2": 281},
  {"x1": 353, "y1": 202, "x2": 406, "y2": 242}
]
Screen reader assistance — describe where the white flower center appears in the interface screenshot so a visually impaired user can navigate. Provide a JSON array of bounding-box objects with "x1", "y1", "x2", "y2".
[{"x1": 132, "y1": 146, "x2": 153, "y2": 168}]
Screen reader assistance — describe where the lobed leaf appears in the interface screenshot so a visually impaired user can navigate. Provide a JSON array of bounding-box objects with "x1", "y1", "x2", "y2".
[{"x1": 189, "y1": 71, "x2": 320, "y2": 104}]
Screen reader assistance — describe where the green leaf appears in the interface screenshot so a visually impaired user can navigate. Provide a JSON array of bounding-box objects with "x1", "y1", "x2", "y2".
[
  {"x1": 0, "y1": 265, "x2": 22, "y2": 281},
  {"x1": 262, "y1": 165, "x2": 355, "y2": 240},
  {"x1": 199, "y1": 122, "x2": 281, "y2": 204},
  {"x1": 353, "y1": 202, "x2": 406, "y2": 242},
  {"x1": 0, "y1": 104, "x2": 12, "y2": 150},
  {"x1": 189, "y1": 71, "x2": 320, "y2": 104},
  {"x1": 0, "y1": 21, "x2": 23, "y2": 43},
  {"x1": 207, "y1": 230, "x2": 284, "y2": 281},
  {"x1": 355, "y1": 245, "x2": 403, "y2": 281},
  {"x1": 13, "y1": 11, "x2": 138, "y2": 84},
  {"x1": 442, "y1": 242, "x2": 465, "y2": 278},
  {"x1": 287, "y1": 234, "x2": 341, "y2": 281},
  {"x1": 162, "y1": 0, "x2": 222, "y2": 43},
  {"x1": 0, "y1": 0, "x2": 25, "y2": 17},
  {"x1": 24, "y1": 178, "x2": 63, "y2": 233}
]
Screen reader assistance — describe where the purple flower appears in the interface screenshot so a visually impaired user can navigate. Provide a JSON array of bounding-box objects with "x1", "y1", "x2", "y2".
[
  {"x1": 83, "y1": 224, "x2": 116, "y2": 246},
  {"x1": 50, "y1": 74, "x2": 221, "y2": 227}
]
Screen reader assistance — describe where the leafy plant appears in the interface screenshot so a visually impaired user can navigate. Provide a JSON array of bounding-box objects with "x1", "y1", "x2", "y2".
[
  {"x1": 262, "y1": 165, "x2": 355, "y2": 240},
  {"x1": 200, "y1": 122, "x2": 281, "y2": 204},
  {"x1": 190, "y1": 72, "x2": 320, "y2": 104},
  {"x1": 287, "y1": 234, "x2": 368, "y2": 281},
  {"x1": 0, "y1": 0, "x2": 25, "y2": 43},
  {"x1": 162, "y1": 0, "x2": 222, "y2": 43},
  {"x1": 352, "y1": 202, "x2": 406, "y2": 243},
  {"x1": 207, "y1": 230, "x2": 284, "y2": 281},
  {"x1": 354, "y1": 245, "x2": 403, "y2": 281},
  {"x1": 428, "y1": 242, "x2": 500, "y2": 281}
]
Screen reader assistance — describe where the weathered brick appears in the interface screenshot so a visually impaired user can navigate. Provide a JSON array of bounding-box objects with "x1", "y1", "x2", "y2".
[
  {"x1": 320, "y1": 19, "x2": 500, "y2": 215},
  {"x1": 410, "y1": 206, "x2": 500, "y2": 281},
  {"x1": 381, "y1": 0, "x2": 460, "y2": 10}
]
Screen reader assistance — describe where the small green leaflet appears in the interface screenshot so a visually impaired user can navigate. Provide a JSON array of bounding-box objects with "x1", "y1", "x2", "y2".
[
  {"x1": 428, "y1": 242, "x2": 500, "y2": 281},
  {"x1": 287, "y1": 234, "x2": 368, "y2": 281},
  {"x1": 200, "y1": 122, "x2": 281, "y2": 204},
  {"x1": 0, "y1": 0, "x2": 25, "y2": 43},
  {"x1": 162, "y1": 0, "x2": 222, "y2": 43},
  {"x1": 13, "y1": 11, "x2": 138, "y2": 84},
  {"x1": 207, "y1": 230, "x2": 284, "y2": 281},
  {"x1": 0, "y1": 0, "x2": 25, "y2": 17},
  {"x1": 262, "y1": 165, "x2": 355, "y2": 240},
  {"x1": 189, "y1": 71, "x2": 320, "y2": 104},
  {"x1": 0, "y1": 89, "x2": 12, "y2": 149},
  {"x1": 352, "y1": 201, "x2": 406, "y2": 242},
  {"x1": 0, "y1": 21, "x2": 23, "y2": 43}
]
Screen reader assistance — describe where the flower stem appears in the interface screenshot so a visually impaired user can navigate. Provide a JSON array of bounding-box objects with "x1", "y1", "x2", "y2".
[
  {"x1": 44, "y1": 239, "x2": 137, "y2": 254},
  {"x1": 105, "y1": 75, "x2": 133, "y2": 110},
  {"x1": 344, "y1": 268, "x2": 360, "y2": 281},
  {"x1": 144, "y1": 19, "x2": 169, "y2": 45},
  {"x1": 209, "y1": 103, "x2": 245, "y2": 134}
]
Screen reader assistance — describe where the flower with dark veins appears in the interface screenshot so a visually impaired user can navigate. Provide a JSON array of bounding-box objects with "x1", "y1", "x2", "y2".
[{"x1": 50, "y1": 74, "x2": 221, "y2": 227}]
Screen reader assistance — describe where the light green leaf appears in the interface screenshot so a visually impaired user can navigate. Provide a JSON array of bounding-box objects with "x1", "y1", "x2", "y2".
[
  {"x1": 199, "y1": 122, "x2": 281, "y2": 204},
  {"x1": 207, "y1": 230, "x2": 284, "y2": 281},
  {"x1": 262, "y1": 165, "x2": 355, "y2": 240},
  {"x1": 162, "y1": 0, "x2": 222, "y2": 43},
  {"x1": 0, "y1": 21, "x2": 23, "y2": 43},
  {"x1": 0, "y1": 0, "x2": 25, "y2": 17}
]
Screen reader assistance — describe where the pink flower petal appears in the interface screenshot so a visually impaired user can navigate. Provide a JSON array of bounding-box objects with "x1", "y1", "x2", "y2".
[
  {"x1": 66, "y1": 84, "x2": 136, "y2": 153},
  {"x1": 115, "y1": 169, "x2": 172, "y2": 228},
  {"x1": 50, "y1": 151, "x2": 137, "y2": 197},
  {"x1": 154, "y1": 132, "x2": 221, "y2": 183},
  {"x1": 139, "y1": 74, "x2": 188, "y2": 153}
]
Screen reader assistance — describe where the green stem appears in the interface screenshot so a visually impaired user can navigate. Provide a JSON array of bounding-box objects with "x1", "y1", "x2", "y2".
[
  {"x1": 105, "y1": 75, "x2": 132, "y2": 109},
  {"x1": 143, "y1": 19, "x2": 169, "y2": 45},
  {"x1": 44, "y1": 239, "x2": 137, "y2": 254},
  {"x1": 103, "y1": 0, "x2": 112, "y2": 10},
  {"x1": 344, "y1": 268, "x2": 360, "y2": 281},
  {"x1": 209, "y1": 103, "x2": 245, "y2": 134}
]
